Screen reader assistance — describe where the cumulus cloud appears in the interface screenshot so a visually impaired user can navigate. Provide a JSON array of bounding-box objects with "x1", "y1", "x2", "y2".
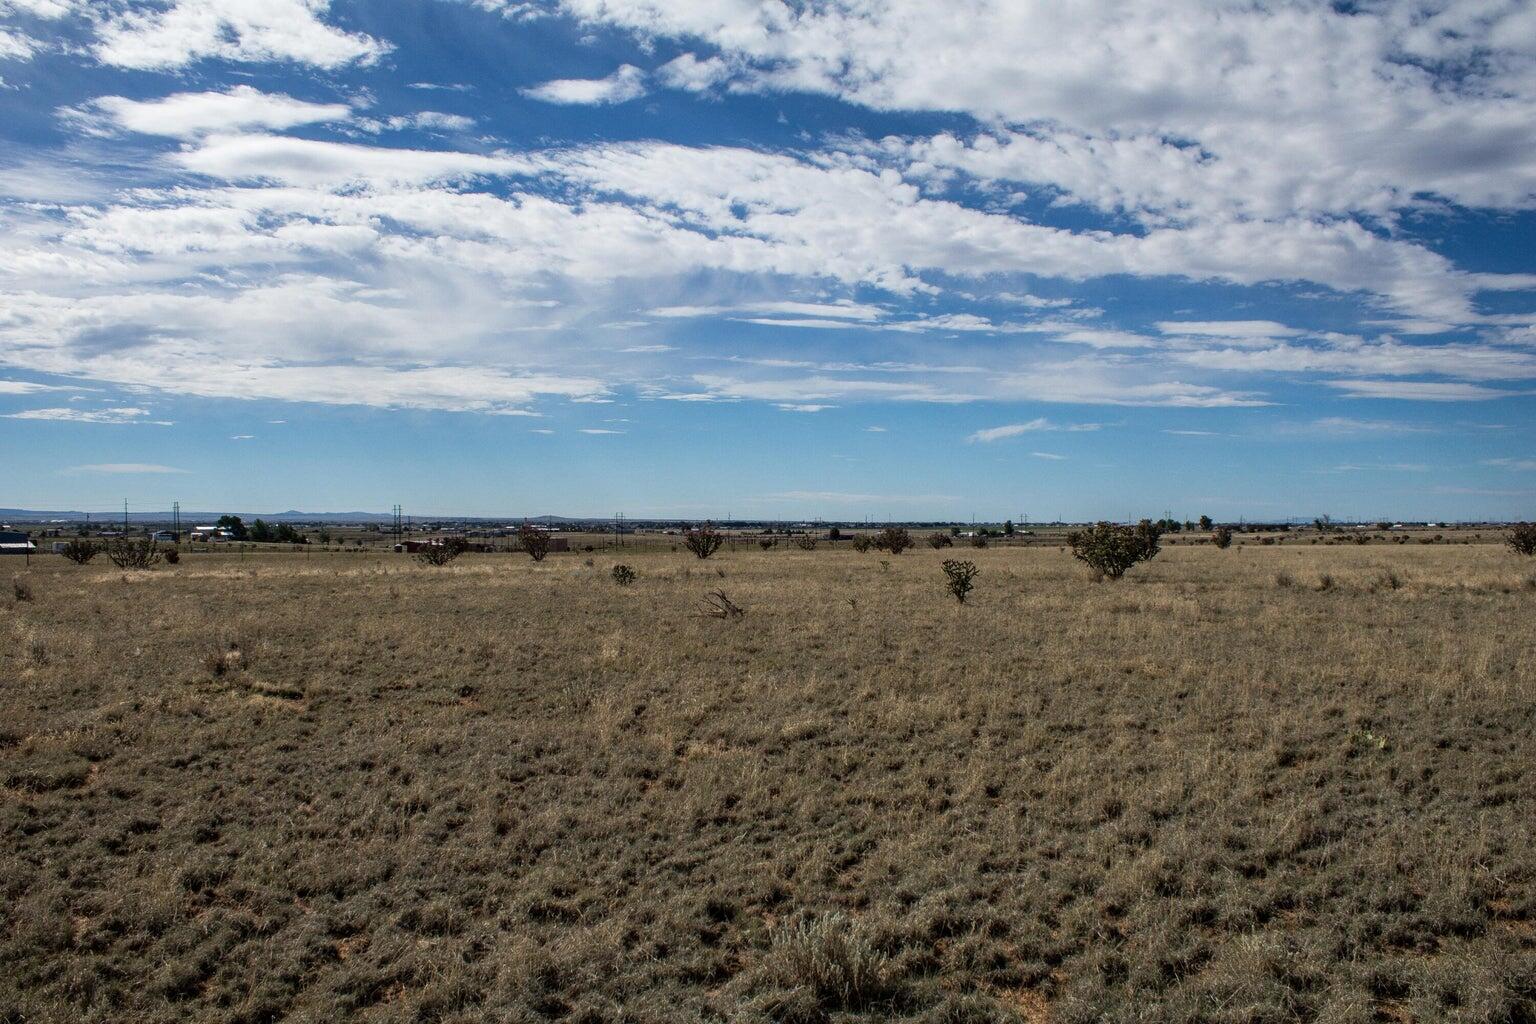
[
  {"x1": 91, "y1": 0, "x2": 390, "y2": 70},
  {"x1": 522, "y1": 64, "x2": 647, "y2": 105}
]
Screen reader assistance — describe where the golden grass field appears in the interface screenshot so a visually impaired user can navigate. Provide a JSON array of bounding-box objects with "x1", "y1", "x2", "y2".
[{"x1": 2, "y1": 540, "x2": 1534, "y2": 1023}]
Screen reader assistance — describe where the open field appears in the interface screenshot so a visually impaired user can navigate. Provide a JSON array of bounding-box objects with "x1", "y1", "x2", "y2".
[{"x1": 3, "y1": 543, "x2": 1534, "y2": 1023}]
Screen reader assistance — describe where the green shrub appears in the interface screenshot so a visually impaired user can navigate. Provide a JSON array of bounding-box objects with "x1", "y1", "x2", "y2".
[
  {"x1": 872, "y1": 527, "x2": 913, "y2": 555},
  {"x1": 1508, "y1": 522, "x2": 1536, "y2": 557},
  {"x1": 1211, "y1": 525, "x2": 1233, "y2": 549},
  {"x1": 106, "y1": 536, "x2": 162, "y2": 570},
  {"x1": 795, "y1": 535, "x2": 817, "y2": 551},
  {"x1": 59, "y1": 538, "x2": 100, "y2": 564},
  {"x1": 927, "y1": 532, "x2": 953, "y2": 549},
  {"x1": 1066, "y1": 520, "x2": 1162, "y2": 580},
  {"x1": 685, "y1": 524, "x2": 724, "y2": 559},
  {"x1": 611, "y1": 564, "x2": 637, "y2": 586},
  {"x1": 941, "y1": 560, "x2": 979, "y2": 603},
  {"x1": 851, "y1": 536, "x2": 873, "y2": 553},
  {"x1": 517, "y1": 525, "x2": 552, "y2": 561},
  {"x1": 416, "y1": 538, "x2": 468, "y2": 566}
]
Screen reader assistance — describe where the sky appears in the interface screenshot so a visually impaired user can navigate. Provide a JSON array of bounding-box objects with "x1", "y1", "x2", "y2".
[{"x1": 1, "y1": 0, "x2": 1535, "y2": 521}]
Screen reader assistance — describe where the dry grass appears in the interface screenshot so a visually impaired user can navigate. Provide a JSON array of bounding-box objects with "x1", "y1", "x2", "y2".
[{"x1": 1, "y1": 543, "x2": 1534, "y2": 1023}]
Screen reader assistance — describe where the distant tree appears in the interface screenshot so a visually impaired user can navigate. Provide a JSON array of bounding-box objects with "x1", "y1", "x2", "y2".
[
  {"x1": 827, "y1": 527, "x2": 842, "y2": 541},
  {"x1": 872, "y1": 527, "x2": 914, "y2": 554},
  {"x1": 949, "y1": 526, "x2": 962, "y2": 537},
  {"x1": 942, "y1": 559, "x2": 980, "y2": 603},
  {"x1": 518, "y1": 524, "x2": 552, "y2": 562},
  {"x1": 1313, "y1": 515, "x2": 1334, "y2": 534},
  {"x1": 249, "y1": 519, "x2": 274, "y2": 543},
  {"x1": 216, "y1": 514, "x2": 248, "y2": 540},
  {"x1": 1198, "y1": 515, "x2": 1213, "y2": 531},
  {"x1": 1211, "y1": 525, "x2": 1233, "y2": 549},
  {"x1": 684, "y1": 524, "x2": 724, "y2": 559},
  {"x1": 273, "y1": 523, "x2": 303, "y2": 544},
  {"x1": 1508, "y1": 522, "x2": 1536, "y2": 557},
  {"x1": 1067, "y1": 520, "x2": 1162, "y2": 580},
  {"x1": 1003, "y1": 520, "x2": 1015, "y2": 537},
  {"x1": 318, "y1": 528, "x2": 333, "y2": 545},
  {"x1": 927, "y1": 531, "x2": 953, "y2": 549},
  {"x1": 59, "y1": 538, "x2": 100, "y2": 565}
]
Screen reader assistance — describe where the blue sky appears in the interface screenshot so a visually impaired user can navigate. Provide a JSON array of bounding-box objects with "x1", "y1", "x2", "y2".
[{"x1": 1, "y1": 0, "x2": 1534, "y2": 521}]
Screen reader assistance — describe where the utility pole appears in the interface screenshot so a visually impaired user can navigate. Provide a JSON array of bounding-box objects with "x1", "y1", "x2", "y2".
[
  {"x1": 123, "y1": 498, "x2": 129, "y2": 533},
  {"x1": 172, "y1": 500, "x2": 181, "y2": 540}
]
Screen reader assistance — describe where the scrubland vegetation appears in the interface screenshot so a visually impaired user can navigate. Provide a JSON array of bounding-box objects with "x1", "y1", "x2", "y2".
[{"x1": 2, "y1": 539, "x2": 1534, "y2": 1023}]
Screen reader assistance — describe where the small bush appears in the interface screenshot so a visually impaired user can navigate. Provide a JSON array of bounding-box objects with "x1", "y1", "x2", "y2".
[
  {"x1": 416, "y1": 538, "x2": 468, "y2": 566},
  {"x1": 942, "y1": 560, "x2": 979, "y2": 603},
  {"x1": 611, "y1": 564, "x2": 637, "y2": 587},
  {"x1": 1275, "y1": 571, "x2": 1294, "y2": 588},
  {"x1": 1372, "y1": 569, "x2": 1403, "y2": 592},
  {"x1": 795, "y1": 535, "x2": 817, "y2": 551},
  {"x1": 761, "y1": 913, "x2": 900, "y2": 1012},
  {"x1": 163, "y1": 548, "x2": 180, "y2": 564},
  {"x1": 1067, "y1": 520, "x2": 1161, "y2": 580},
  {"x1": 106, "y1": 536, "x2": 162, "y2": 570},
  {"x1": 851, "y1": 536, "x2": 873, "y2": 553},
  {"x1": 59, "y1": 539, "x2": 100, "y2": 564},
  {"x1": 685, "y1": 524, "x2": 724, "y2": 560},
  {"x1": 872, "y1": 527, "x2": 913, "y2": 555},
  {"x1": 1316, "y1": 573, "x2": 1335, "y2": 592},
  {"x1": 13, "y1": 576, "x2": 33, "y2": 602},
  {"x1": 1508, "y1": 522, "x2": 1536, "y2": 557},
  {"x1": 926, "y1": 532, "x2": 952, "y2": 549},
  {"x1": 517, "y1": 525, "x2": 552, "y2": 562},
  {"x1": 1211, "y1": 525, "x2": 1233, "y2": 549},
  {"x1": 759, "y1": 538, "x2": 777, "y2": 550},
  {"x1": 968, "y1": 533, "x2": 988, "y2": 549}
]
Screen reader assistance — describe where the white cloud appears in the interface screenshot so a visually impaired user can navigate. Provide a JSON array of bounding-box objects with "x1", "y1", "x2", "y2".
[
  {"x1": 968, "y1": 418, "x2": 1102, "y2": 442},
  {"x1": 1484, "y1": 457, "x2": 1536, "y2": 471},
  {"x1": 0, "y1": 378, "x2": 66, "y2": 393},
  {"x1": 66, "y1": 462, "x2": 188, "y2": 474},
  {"x1": 775, "y1": 403, "x2": 833, "y2": 412},
  {"x1": 578, "y1": 427, "x2": 624, "y2": 434},
  {"x1": 71, "y1": 87, "x2": 352, "y2": 139},
  {"x1": 1031, "y1": 451, "x2": 1067, "y2": 460},
  {"x1": 4, "y1": 406, "x2": 170, "y2": 424},
  {"x1": 1157, "y1": 321, "x2": 1303, "y2": 339},
  {"x1": 92, "y1": 0, "x2": 390, "y2": 70},
  {"x1": 522, "y1": 64, "x2": 647, "y2": 105},
  {"x1": 1326, "y1": 380, "x2": 1523, "y2": 401}
]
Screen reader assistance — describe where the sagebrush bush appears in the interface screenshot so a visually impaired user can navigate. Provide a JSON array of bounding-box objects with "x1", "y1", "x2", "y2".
[
  {"x1": 851, "y1": 535, "x2": 873, "y2": 553},
  {"x1": 941, "y1": 560, "x2": 979, "y2": 603},
  {"x1": 517, "y1": 525, "x2": 552, "y2": 562},
  {"x1": 1508, "y1": 522, "x2": 1536, "y2": 557},
  {"x1": 58, "y1": 538, "x2": 100, "y2": 565},
  {"x1": 761, "y1": 913, "x2": 900, "y2": 1012},
  {"x1": 1211, "y1": 525, "x2": 1233, "y2": 549},
  {"x1": 164, "y1": 549, "x2": 180, "y2": 565},
  {"x1": 872, "y1": 527, "x2": 913, "y2": 555},
  {"x1": 794, "y1": 535, "x2": 817, "y2": 551},
  {"x1": 684, "y1": 524, "x2": 724, "y2": 560},
  {"x1": 969, "y1": 533, "x2": 988, "y2": 548},
  {"x1": 1067, "y1": 520, "x2": 1161, "y2": 580},
  {"x1": 611, "y1": 564, "x2": 636, "y2": 587},
  {"x1": 759, "y1": 538, "x2": 777, "y2": 550},
  {"x1": 13, "y1": 575, "x2": 33, "y2": 602},
  {"x1": 106, "y1": 536, "x2": 161, "y2": 570},
  {"x1": 927, "y1": 532, "x2": 953, "y2": 549}
]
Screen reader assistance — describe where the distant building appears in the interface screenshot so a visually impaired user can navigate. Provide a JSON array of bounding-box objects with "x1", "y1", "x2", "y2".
[
  {"x1": 189, "y1": 526, "x2": 233, "y2": 541},
  {"x1": 0, "y1": 530, "x2": 36, "y2": 555},
  {"x1": 151, "y1": 530, "x2": 178, "y2": 542}
]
